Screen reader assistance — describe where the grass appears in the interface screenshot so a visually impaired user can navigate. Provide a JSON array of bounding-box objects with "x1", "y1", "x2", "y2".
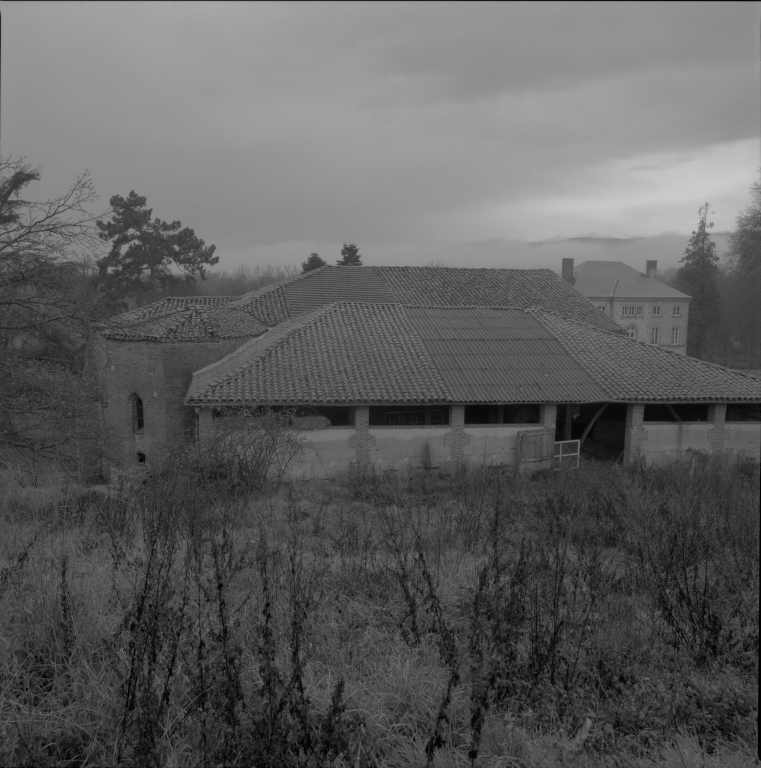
[{"x1": 0, "y1": 455, "x2": 758, "y2": 767}]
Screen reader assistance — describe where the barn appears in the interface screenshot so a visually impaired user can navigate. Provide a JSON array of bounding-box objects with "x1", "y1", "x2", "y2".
[{"x1": 96, "y1": 266, "x2": 761, "y2": 479}]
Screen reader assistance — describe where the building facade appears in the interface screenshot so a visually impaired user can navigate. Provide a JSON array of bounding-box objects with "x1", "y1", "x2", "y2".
[{"x1": 564, "y1": 259, "x2": 691, "y2": 355}]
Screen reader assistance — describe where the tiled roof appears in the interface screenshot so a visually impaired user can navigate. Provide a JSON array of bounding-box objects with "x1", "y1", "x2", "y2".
[
  {"x1": 186, "y1": 302, "x2": 761, "y2": 405},
  {"x1": 186, "y1": 303, "x2": 451, "y2": 405},
  {"x1": 281, "y1": 267, "x2": 396, "y2": 314},
  {"x1": 100, "y1": 303, "x2": 266, "y2": 342},
  {"x1": 102, "y1": 265, "x2": 623, "y2": 342},
  {"x1": 228, "y1": 282, "x2": 290, "y2": 326},
  {"x1": 378, "y1": 267, "x2": 622, "y2": 332},
  {"x1": 530, "y1": 309, "x2": 761, "y2": 402},
  {"x1": 101, "y1": 296, "x2": 234, "y2": 327},
  {"x1": 573, "y1": 261, "x2": 691, "y2": 300},
  {"x1": 405, "y1": 306, "x2": 607, "y2": 403}
]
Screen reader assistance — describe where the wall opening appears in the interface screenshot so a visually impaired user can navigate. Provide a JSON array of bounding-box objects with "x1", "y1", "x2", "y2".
[
  {"x1": 644, "y1": 404, "x2": 709, "y2": 422},
  {"x1": 369, "y1": 405, "x2": 450, "y2": 426},
  {"x1": 211, "y1": 404, "x2": 355, "y2": 427},
  {"x1": 131, "y1": 394, "x2": 144, "y2": 434},
  {"x1": 136, "y1": 452, "x2": 146, "y2": 464},
  {"x1": 558, "y1": 402, "x2": 626, "y2": 462},
  {"x1": 726, "y1": 403, "x2": 761, "y2": 422},
  {"x1": 464, "y1": 404, "x2": 540, "y2": 425}
]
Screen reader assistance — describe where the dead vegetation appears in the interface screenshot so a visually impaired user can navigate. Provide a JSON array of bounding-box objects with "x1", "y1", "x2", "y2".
[{"x1": 0, "y1": 454, "x2": 757, "y2": 767}]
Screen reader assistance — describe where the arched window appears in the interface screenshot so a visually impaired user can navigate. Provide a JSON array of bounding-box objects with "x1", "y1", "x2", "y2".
[
  {"x1": 626, "y1": 325, "x2": 636, "y2": 340},
  {"x1": 131, "y1": 395, "x2": 144, "y2": 434}
]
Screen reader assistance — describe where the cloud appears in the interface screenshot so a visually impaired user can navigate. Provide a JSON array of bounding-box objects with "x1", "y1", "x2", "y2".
[{"x1": 1, "y1": 1, "x2": 758, "y2": 268}]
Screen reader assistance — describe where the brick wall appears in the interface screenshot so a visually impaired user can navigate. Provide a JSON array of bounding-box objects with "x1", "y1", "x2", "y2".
[
  {"x1": 624, "y1": 403, "x2": 647, "y2": 465},
  {"x1": 706, "y1": 403, "x2": 728, "y2": 462},
  {"x1": 101, "y1": 336, "x2": 245, "y2": 472}
]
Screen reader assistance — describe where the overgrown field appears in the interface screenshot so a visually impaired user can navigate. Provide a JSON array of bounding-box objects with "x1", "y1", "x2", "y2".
[{"x1": 0, "y1": 456, "x2": 758, "y2": 767}]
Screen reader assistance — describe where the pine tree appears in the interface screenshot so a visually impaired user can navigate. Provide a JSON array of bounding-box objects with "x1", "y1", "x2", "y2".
[
  {"x1": 336, "y1": 242, "x2": 362, "y2": 266},
  {"x1": 725, "y1": 172, "x2": 761, "y2": 357},
  {"x1": 301, "y1": 252, "x2": 326, "y2": 273},
  {"x1": 96, "y1": 191, "x2": 218, "y2": 307},
  {"x1": 677, "y1": 203, "x2": 721, "y2": 358}
]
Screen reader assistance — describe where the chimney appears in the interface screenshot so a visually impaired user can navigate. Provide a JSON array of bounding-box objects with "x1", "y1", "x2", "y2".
[
  {"x1": 646, "y1": 260, "x2": 657, "y2": 279},
  {"x1": 562, "y1": 258, "x2": 575, "y2": 284}
]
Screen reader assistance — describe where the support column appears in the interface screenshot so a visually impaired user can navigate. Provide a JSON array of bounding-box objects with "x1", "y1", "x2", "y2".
[
  {"x1": 624, "y1": 403, "x2": 647, "y2": 466},
  {"x1": 443, "y1": 405, "x2": 469, "y2": 469},
  {"x1": 707, "y1": 403, "x2": 728, "y2": 462},
  {"x1": 348, "y1": 405, "x2": 371, "y2": 475},
  {"x1": 540, "y1": 404, "x2": 557, "y2": 432}
]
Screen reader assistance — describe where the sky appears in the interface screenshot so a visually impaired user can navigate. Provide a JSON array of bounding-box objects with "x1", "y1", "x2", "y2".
[{"x1": 2, "y1": 2, "x2": 759, "y2": 274}]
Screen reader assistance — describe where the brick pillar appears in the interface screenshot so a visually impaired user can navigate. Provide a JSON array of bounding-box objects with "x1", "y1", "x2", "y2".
[
  {"x1": 540, "y1": 404, "x2": 557, "y2": 432},
  {"x1": 707, "y1": 403, "x2": 728, "y2": 462},
  {"x1": 624, "y1": 403, "x2": 647, "y2": 466},
  {"x1": 348, "y1": 405, "x2": 371, "y2": 475},
  {"x1": 444, "y1": 405, "x2": 468, "y2": 468}
]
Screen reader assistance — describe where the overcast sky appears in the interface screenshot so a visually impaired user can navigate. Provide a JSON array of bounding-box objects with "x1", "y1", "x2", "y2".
[{"x1": 2, "y1": 2, "x2": 759, "y2": 273}]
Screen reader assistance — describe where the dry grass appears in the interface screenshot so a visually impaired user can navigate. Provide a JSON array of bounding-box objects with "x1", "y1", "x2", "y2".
[{"x1": 0, "y1": 455, "x2": 757, "y2": 767}]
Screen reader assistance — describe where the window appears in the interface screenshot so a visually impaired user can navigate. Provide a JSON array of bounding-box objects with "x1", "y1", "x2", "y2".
[
  {"x1": 635, "y1": 306, "x2": 642, "y2": 316},
  {"x1": 621, "y1": 306, "x2": 629, "y2": 317},
  {"x1": 598, "y1": 305, "x2": 608, "y2": 314},
  {"x1": 671, "y1": 327, "x2": 680, "y2": 345},
  {"x1": 651, "y1": 327, "x2": 660, "y2": 345},
  {"x1": 653, "y1": 305, "x2": 661, "y2": 316},
  {"x1": 465, "y1": 404, "x2": 541, "y2": 425},
  {"x1": 626, "y1": 325, "x2": 636, "y2": 340},
  {"x1": 673, "y1": 306, "x2": 682, "y2": 317},
  {"x1": 131, "y1": 395, "x2": 144, "y2": 434},
  {"x1": 137, "y1": 452, "x2": 146, "y2": 464}
]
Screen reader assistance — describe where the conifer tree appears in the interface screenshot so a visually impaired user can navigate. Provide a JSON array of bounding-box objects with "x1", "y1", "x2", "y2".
[
  {"x1": 96, "y1": 191, "x2": 218, "y2": 306},
  {"x1": 677, "y1": 203, "x2": 721, "y2": 358},
  {"x1": 301, "y1": 252, "x2": 326, "y2": 273},
  {"x1": 336, "y1": 242, "x2": 362, "y2": 266}
]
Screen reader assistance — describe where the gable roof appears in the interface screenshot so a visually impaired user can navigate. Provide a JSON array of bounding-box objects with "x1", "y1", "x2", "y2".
[
  {"x1": 185, "y1": 302, "x2": 760, "y2": 407},
  {"x1": 573, "y1": 261, "x2": 691, "y2": 300}
]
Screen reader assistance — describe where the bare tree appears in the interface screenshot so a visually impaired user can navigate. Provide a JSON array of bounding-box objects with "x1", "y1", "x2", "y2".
[{"x1": 0, "y1": 154, "x2": 108, "y2": 474}]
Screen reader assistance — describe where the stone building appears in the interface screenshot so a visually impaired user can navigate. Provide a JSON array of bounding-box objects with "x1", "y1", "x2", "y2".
[
  {"x1": 564, "y1": 259, "x2": 691, "y2": 355},
  {"x1": 96, "y1": 266, "x2": 760, "y2": 480}
]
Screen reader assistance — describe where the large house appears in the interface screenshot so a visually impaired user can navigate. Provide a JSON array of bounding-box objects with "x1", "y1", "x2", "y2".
[
  {"x1": 564, "y1": 259, "x2": 691, "y2": 355},
  {"x1": 96, "y1": 266, "x2": 760, "y2": 480}
]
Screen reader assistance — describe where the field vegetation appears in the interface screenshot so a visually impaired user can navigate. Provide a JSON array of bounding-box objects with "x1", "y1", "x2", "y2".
[{"x1": 0, "y1": 454, "x2": 758, "y2": 767}]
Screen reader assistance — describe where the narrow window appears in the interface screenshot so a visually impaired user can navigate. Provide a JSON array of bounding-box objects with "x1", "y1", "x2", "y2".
[
  {"x1": 651, "y1": 327, "x2": 660, "y2": 345},
  {"x1": 137, "y1": 452, "x2": 146, "y2": 463},
  {"x1": 622, "y1": 306, "x2": 629, "y2": 317},
  {"x1": 671, "y1": 327, "x2": 680, "y2": 345},
  {"x1": 653, "y1": 305, "x2": 661, "y2": 316},
  {"x1": 635, "y1": 306, "x2": 642, "y2": 316},
  {"x1": 673, "y1": 306, "x2": 682, "y2": 317},
  {"x1": 132, "y1": 395, "x2": 144, "y2": 434},
  {"x1": 626, "y1": 325, "x2": 636, "y2": 340}
]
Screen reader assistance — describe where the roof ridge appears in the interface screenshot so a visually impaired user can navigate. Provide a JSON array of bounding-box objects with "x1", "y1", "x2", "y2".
[{"x1": 525, "y1": 306, "x2": 627, "y2": 336}]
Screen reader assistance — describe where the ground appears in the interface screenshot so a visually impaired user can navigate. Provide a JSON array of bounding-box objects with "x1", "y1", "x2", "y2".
[{"x1": 0, "y1": 455, "x2": 758, "y2": 767}]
